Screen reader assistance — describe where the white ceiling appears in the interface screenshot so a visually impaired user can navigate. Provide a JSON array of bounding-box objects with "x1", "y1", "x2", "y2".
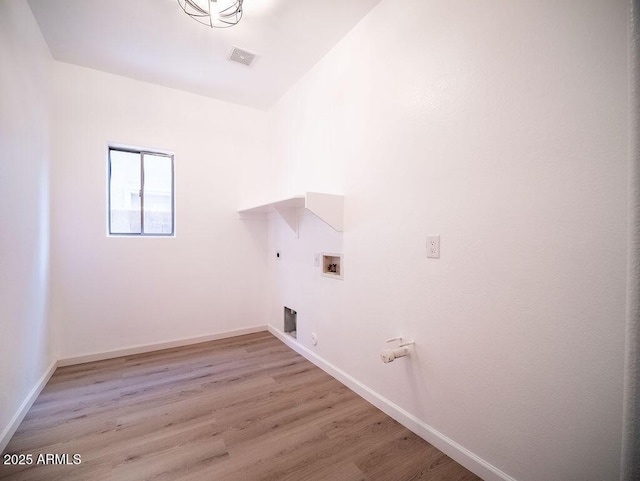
[{"x1": 26, "y1": 0, "x2": 382, "y2": 110}]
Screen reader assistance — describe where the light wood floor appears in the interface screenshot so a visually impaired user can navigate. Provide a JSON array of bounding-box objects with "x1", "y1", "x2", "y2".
[{"x1": 1, "y1": 332, "x2": 481, "y2": 481}]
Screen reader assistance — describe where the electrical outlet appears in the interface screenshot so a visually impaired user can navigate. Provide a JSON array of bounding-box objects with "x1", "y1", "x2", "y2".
[{"x1": 427, "y1": 236, "x2": 440, "y2": 258}]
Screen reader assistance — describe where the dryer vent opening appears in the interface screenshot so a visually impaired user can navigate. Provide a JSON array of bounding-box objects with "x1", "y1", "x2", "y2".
[{"x1": 284, "y1": 307, "x2": 297, "y2": 339}]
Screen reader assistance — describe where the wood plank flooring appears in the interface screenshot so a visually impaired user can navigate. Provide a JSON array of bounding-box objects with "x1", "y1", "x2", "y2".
[{"x1": 0, "y1": 332, "x2": 482, "y2": 481}]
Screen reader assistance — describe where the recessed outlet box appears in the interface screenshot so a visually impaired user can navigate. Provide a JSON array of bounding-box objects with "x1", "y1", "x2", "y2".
[{"x1": 322, "y1": 253, "x2": 343, "y2": 280}]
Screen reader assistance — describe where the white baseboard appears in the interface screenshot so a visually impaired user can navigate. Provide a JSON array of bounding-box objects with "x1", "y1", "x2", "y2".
[
  {"x1": 57, "y1": 325, "x2": 268, "y2": 367},
  {"x1": 268, "y1": 324, "x2": 516, "y2": 481},
  {"x1": 0, "y1": 359, "x2": 57, "y2": 454}
]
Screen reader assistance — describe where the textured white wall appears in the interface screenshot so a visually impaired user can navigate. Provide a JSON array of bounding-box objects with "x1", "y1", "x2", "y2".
[
  {"x1": 265, "y1": 1, "x2": 629, "y2": 480},
  {"x1": 0, "y1": 0, "x2": 54, "y2": 448},
  {"x1": 51, "y1": 63, "x2": 270, "y2": 359}
]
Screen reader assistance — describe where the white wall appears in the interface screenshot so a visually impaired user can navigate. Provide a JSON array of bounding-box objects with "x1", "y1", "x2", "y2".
[
  {"x1": 51, "y1": 63, "x2": 270, "y2": 359},
  {"x1": 265, "y1": 1, "x2": 629, "y2": 480},
  {"x1": 0, "y1": 0, "x2": 54, "y2": 449}
]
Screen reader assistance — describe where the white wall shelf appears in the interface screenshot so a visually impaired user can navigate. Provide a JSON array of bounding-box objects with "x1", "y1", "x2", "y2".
[{"x1": 238, "y1": 192, "x2": 343, "y2": 234}]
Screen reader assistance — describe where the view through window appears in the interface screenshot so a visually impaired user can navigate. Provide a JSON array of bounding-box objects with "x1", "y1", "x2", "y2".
[{"x1": 108, "y1": 147, "x2": 174, "y2": 236}]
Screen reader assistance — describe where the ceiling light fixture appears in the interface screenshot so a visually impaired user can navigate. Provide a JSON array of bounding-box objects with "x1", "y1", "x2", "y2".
[{"x1": 177, "y1": 0, "x2": 243, "y2": 28}]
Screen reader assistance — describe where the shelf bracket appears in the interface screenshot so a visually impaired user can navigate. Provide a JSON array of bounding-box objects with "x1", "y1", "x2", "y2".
[
  {"x1": 305, "y1": 192, "x2": 344, "y2": 232},
  {"x1": 274, "y1": 206, "x2": 299, "y2": 237}
]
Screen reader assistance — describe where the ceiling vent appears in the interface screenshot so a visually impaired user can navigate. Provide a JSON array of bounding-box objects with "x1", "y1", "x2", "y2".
[{"x1": 228, "y1": 47, "x2": 256, "y2": 67}]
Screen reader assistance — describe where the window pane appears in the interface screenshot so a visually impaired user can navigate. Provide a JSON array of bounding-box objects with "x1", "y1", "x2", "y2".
[
  {"x1": 110, "y1": 150, "x2": 141, "y2": 234},
  {"x1": 142, "y1": 154, "x2": 173, "y2": 234}
]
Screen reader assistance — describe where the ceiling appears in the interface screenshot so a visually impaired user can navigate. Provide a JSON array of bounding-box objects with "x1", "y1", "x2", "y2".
[{"x1": 26, "y1": 0, "x2": 383, "y2": 110}]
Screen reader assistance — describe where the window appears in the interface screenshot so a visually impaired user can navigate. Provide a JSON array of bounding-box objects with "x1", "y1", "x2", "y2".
[{"x1": 108, "y1": 146, "x2": 174, "y2": 236}]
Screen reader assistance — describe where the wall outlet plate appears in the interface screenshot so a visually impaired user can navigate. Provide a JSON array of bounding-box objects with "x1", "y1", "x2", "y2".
[{"x1": 427, "y1": 236, "x2": 440, "y2": 258}]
